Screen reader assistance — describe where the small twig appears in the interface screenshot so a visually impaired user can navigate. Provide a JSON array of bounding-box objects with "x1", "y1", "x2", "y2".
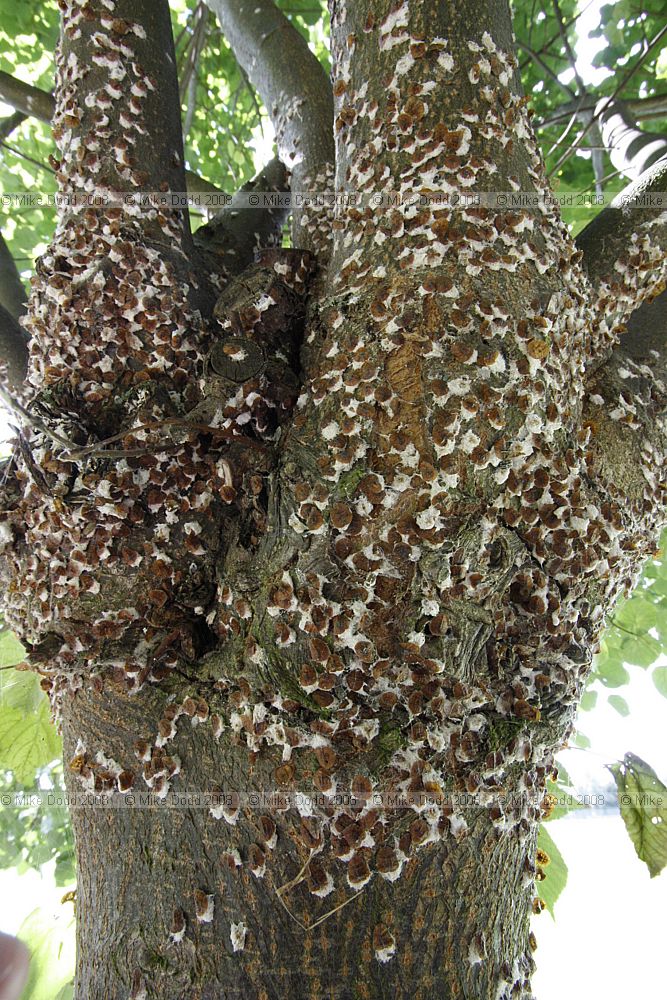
[
  {"x1": 0, "y1": 139, "x2": 55, "y2": 175},
  {"x1": 608, "y1": 618, "x2": 644, "y2": 639},
  {"x1": 0, "y1": 384, "x2": 79, "y2": 450},
  {"x1": 518, "y1": 0, "x2": 595, "y2": 72},
  {"x1": 275, "y1": 851, "x2": 313, "y2": 898},
  {"x1": 304, "y1": 890, "x2": 364, "y2": 931},
  {"x1": 275, "y1": 855, "x2": 364, "y2": 931},
  {"x1": 0, "y1": 381, "x2": 269, "y2": 463},
  {"x1": 576, "y1": 165, "x2": 624, "y2": 195},
  {"x1": 548, "y1": 22, "x2": 667, "y2": 177},
  {"x1": 544, "y1": 99, "x2": 587, "y2": 158},
  {"x1": 552, "y1": 0, "x2": 586, "y2": 94},
  {"x1": 521, "y1": 41, "x2": 576, "y2": 99},
  {"x1": 181, "y1": 1, "x2": 209, "y2": 139}
]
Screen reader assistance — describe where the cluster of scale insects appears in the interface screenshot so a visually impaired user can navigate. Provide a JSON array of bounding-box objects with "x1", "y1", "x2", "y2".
[{"x1": 0, "y1": 0, "x2": 665, "y2": 988}]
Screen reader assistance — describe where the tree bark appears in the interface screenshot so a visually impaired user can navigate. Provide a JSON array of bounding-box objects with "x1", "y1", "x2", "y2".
[
  {"x1": 62, "y1": 683, "x2": 538, "y2": 1000},
  {"x1": 2, "y1": 1, "x2": 667, "y2": 999},
  {"x1": 205, "y1": 0, "x2": 335, "y2": 253}
]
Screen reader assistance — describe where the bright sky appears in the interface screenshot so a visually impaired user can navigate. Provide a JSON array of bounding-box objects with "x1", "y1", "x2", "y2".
[{"x1": 559, "y1": 0, "x2": 613, "y2": 87}]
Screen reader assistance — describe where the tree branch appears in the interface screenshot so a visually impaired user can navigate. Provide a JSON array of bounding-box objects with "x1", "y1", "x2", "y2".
[
  {"x1": 0, "y1": 69, "x2": 220, "y2": 195},
  {"x1": 581, "y1": 104, "x2": 667, "y2": 430},
  {"x1": 0, "y1": 232, "x2": 27, "y2": 320},
  {"x1": 552, "y1": 0, "x2": 586, "y2": 95},
  {"x1": 0, "y1": 70, "x2": 54, "y2": 123},
  {"x1": 0, "y1": 303, "x2": 29, "y2": 391},
  {"x1": 204, "y1": 0, "x2": 334, "y2": 252},
  {"x1": 180, "y1": 2, "x2": 208, "y2": 141},
  {"x1": 519, "y1": 42, "x2": 575, "y2": 100},
  {"x1": 194, "y1": 156, "x2": 290, "y2": 278},
  {"x1": 0, "y1": 110, "x2": 28, "y2": 144},
  {"x1": 45, "y1": 0, "x2": 190, "y2": 253},
  {"x1": 581, "y1": 295, "x2": 667, "y2": 527},
  {"x1": 547, "y1": 22, "x2": 667, "y2": 177},
  {"x1": 536, "y1": 91, "x2": 667, "y2": 130},
  {"x1": 0, "y1": 231, "x2": 29, "y2": 389},
  {"x1": 596, "y1": 99, "x2": 667, "y2": 182},
  {"x1": 576, "y1": 155, "x2": 667, "y2": 356}
]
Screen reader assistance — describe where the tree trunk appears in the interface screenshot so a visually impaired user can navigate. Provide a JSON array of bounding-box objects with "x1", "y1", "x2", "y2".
[
  {"x1": 63, "y1": 682, "x2": 537, "y2": 1000},
  {"x1": 1, "y1": 1, "x2": 666, "y2": 998}
]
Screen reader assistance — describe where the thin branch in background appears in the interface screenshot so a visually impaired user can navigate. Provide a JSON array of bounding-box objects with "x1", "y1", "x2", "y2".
[
  {"x1": 537, "y1": 91, "x2": 667, "y2": 129},
  {"x1": 0, "y1": 139, "x2": 55, "y2": 175},
  {"x1": 552, "y1": 0, "x2": 586, "y2": 94},
  {"x1": 183, "y1": 73, "x2": 198, "y2": 142},
  {"x1": 545, "y1": 101, "x2": 586, "y2": 157},
  {"x1": 527, "y1": 0, "x2": 540, "y2": 51},
  {"x1": 518, "y1": 0, "x2": 595, "y2": 71},
  {"x1": 173, "y1": 15, "x2": 192, "y2": 59},
  {"x1": 548, "y1": 22, "x2": 667, "y2": 177},
  {"x1": 179, "y1": 2, "x2": 208, "y2": 99},
  {"x1": 181, "y1": 3, "x2": 209, "y2": 140},
  {"x1": 590, "y1": 144, "x2": 607, "y2": 196},
  {"x1": 0, "y1": 111, "x2": 27, "y2": 144},
  {"x1": 551, "y1": 0, "x2": 606, "y2": 194},
  {"x1": 520, "y1": 42, "x2": 576, "y2": 99},
  {"x1": 576, "y1": 165, "x2": 625, "y2": 196}
]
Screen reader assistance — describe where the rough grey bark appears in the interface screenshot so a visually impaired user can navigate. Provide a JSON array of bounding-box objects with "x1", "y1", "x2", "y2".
[
  {"x1": 0, "y1": 70, "x2": 54, "y2": 123},
  {"x1": 0, "y1": 109, "x2": 28, "y2": 143},
  {"x1": 205, "y1": 0, "x2": 334, "y2": 253},
  {"x1": 576, "y1": 136, "x2": 667, "y2": 359},
  {"x1": 194, "y1": 156, "x2": 290, "y2": 278},
  {"x1": 1, "y1": 1, "x2": 666, "y2": 999},
  {"x1": 0, "y1": 303, "x2": 29, "y2": 391},
  {"x1": 62, "y1": 683, "x2": 538, "y2": 1000},
  {"x1": 0, "y1": 70, "x2": 220, "y2": 195},
  {"x1": 581, "y1": 102, "x2": 667, "y2": 471}
]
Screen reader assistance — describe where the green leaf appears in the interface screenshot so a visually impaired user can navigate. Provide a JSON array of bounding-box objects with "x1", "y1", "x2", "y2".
[
  {"x1": 607, "y1": 694, "x2": 630, "y2": 716},
  {"x1": 0, "y1": 764, "x2": 75, "y2": 880},
  {"x1": 596, "y1": 656, "x2": 630, "y2": 687},
  {"x1": 608, "y1": 753, "x2": 667, "y2": 878},
  {"x1": 579, "y1": 689, "x2": 598, "y2": 711},
  {"x1": 17, "y1": 907, "x2": 75, "y2": 1000},
  {"x1": 536, "y1": 826, "x2": 568, "y2": 917},
  {"x1": 0, "y1": 701, "x2": 61, "y2": 783},
  {"x1": 619, "y1": 632, "x2": 661, "y2": 668},
  {"x1": 0, "y1": 628, "x2": 26, "y2": 668},
  {"x1": 0, "y1": 666, "x2": 44, "y2": 714},
  {"x1": 652, "y1": 665, "x2": 667, "y2": 699}
]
